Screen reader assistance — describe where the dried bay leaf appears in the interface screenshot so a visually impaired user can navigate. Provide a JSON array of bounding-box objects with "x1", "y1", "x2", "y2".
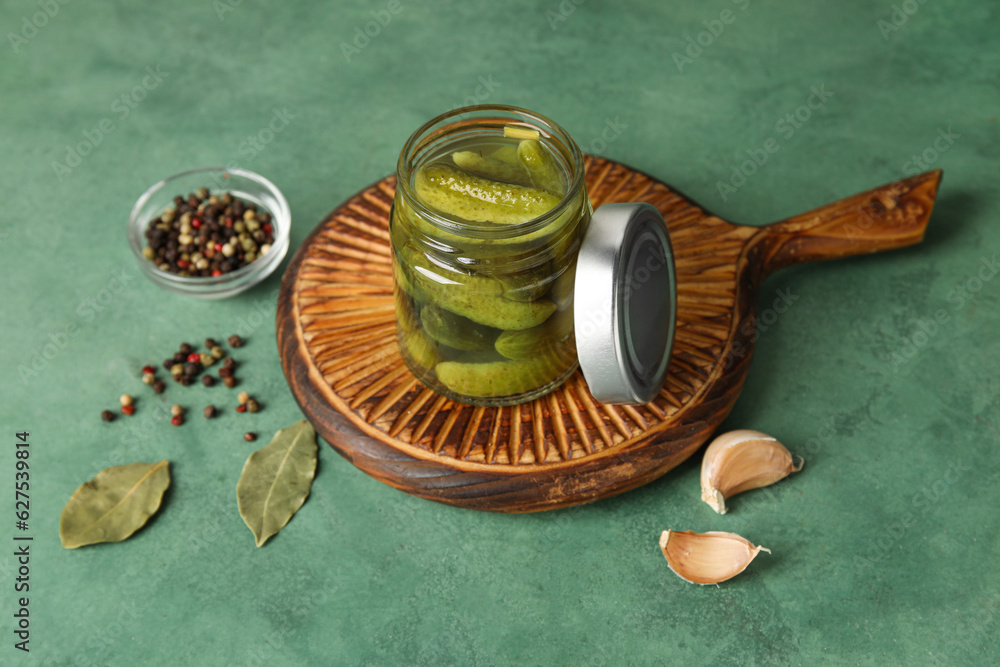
[
  {"x1": 60, "y1": 461, "x2": 171, "y2": 549},
  {"x1": 237, "y1": 420, "x2": 318, "y2": 547}
]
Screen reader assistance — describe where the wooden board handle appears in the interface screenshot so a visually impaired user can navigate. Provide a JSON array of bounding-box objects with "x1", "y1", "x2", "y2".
[{"x1": 752, "y1": 169, "x2": 942, "y2": 277}]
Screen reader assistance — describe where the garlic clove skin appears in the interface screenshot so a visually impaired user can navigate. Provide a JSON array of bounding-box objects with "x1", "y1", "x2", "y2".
[
  {"x1": 700, "y1": 429, "x2": 803, "y2": 514},
  {"x1": 659, "y1": 529, "x2": 770, "y2": 585}
]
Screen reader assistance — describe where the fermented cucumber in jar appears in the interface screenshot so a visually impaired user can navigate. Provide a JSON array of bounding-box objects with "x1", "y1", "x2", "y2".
[
  {"x1": 399, "y1": 242, "x2": 557, "y2": 331},
  {"x1": 392, "y1": 121, "x2": 587, "y2": 405},
  {"x1": 517, "y1": 139, "x2": 564, "y2": 197},
  {"x1": 451, "y1": 150, "x2": 531, "y2": 187},
  {"x1": 495, "y1": 309, "x2": 574, "y2": 361},
  {"x1": 421, "y1": 304, "x2": 500, "y2": 352},
  {"x1": 414, "y1": 163, "x2": 560, "y2": 225},
  {"x1": 435, "y1": 350, "x2": 572, "y2": 399}
]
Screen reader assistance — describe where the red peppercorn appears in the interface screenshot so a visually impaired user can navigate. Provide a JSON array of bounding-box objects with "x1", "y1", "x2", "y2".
[
  {"x1": 177, "y1": 259, "x2": 190, "y2": 269},
  {"x1": 244, "y1": 432, "x2": 257, "y2": 442},
  {"x1": 211, "y1": 270, "x2": 222, "y2": 277},
  {"x1": 171, "y1": 415, "x2": 183, "y2": 426},
  {"x1": 214, "y1": 243, "x2": 224, "y2": 252},
  {"x1": 187, "y1": 353, "x2": 201, "y2": 363},
  {"x1": 142, "y1": 365, "x2": 156, "y2": 374},
  {"x1": 236, "y1": 404, "x2": 247, "y2": 413},
  {"x1": 121, "y1": 405, "x2": 135, "y2": 416},
  {"x1": 191, "y1": 217, "x2": 202, "y2": 229},
  {"x1": 262, "y1": 223, "x2": 273, "y2": 235},
  {"x1": 224, "y1": 217, "x2": 234, "y2": 228}
]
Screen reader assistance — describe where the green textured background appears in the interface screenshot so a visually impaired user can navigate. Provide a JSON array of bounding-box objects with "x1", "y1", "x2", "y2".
[{"x1": 1, "y1": 0, "x2": 998, "y2": 664}]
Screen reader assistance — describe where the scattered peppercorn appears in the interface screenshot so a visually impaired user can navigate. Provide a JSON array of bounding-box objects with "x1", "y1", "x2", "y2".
[
  {"x1": 236, "y1": 404, "x2": 247, "y2": 413},
  {"x1": 101, "y1": 410, "x2": 116, "y2": 422},
  {"x1": 244, "y1": 432, "x2": 257, "y2": 442},
  {"x1": 204, "y1": 405, "x2": 217, "y2": 419},
  {"x1": 142, "y1": 372, "x2": 156, "y2": 385},
  {"x1": 237, "y1": 391, "x2": 250, "y2": 404},
  {"x1": 205, "y1": 338, "x2": 218, "y2": 349},
  {"x1": 228, "y1": 335, "x2": 243, "y2": 348},
  {"x1": 120, "y1": 394, "x2": 133, "y2": 406},
  {"x1": 142, "y1": 191, "x2": 276, "y2": 277},
  {"x1": 179, "y1": 343, "x2": 193, "y2": 355},
  {"x1": 219, "y1": 367, "x2": 233, "y2": 379},
  {"x1": 142, "y1": 365, "x2": 156, "y2": 375},
  {"x1": 173, "y1": 351, "x2": 187, "y2": 364},
  {"x1": 186, "y1": 353, "x2": 201, "y2": 364},
  {"x1": 246, "y1": 398, "x2": 260, "y2": 413},
  {"x1": 210, "y1": 346, "x2": 225, "y2": 360},
  {"x1": 183, "y1": 362, "x2": 200, "y2": 376},
  {"x1": 171, "y1": 404, "x2": 184, "y2": 417},
  {"x1": 153, "y1": 381, "x2": 166, "y2": 394},
  {"x1": 180, "y1": 375, "x2": 195, "y2": 386},
  {"x1": 121, "y1": 404, "x2": 135, "y2": 416},
  {"x1": 170, "y1": 363, "x2": 184, "y2": 377},
  {"x1": 171, "y1": 415, "x2": 184, "y2": 426},
  {"x1": 201, "y1": 375, "x2": 215, "y2": 387},
  {"x1": 223, "y1": 376, "x2": 237, "y2": 388},
  {"x1": 222, "y1": 357, "x2": 236, "y2": 370},
  {"x1": 163, "y1": 358, "x2": 175, "y2": 370}
]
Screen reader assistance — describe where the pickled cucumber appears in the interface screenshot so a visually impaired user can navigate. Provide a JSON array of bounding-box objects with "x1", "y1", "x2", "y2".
[
  {"x1": 421, "y1": 304, "x2": 500, "y2": 352},
  {"x1": 452, "y1": 150, "x2": 531, "y2": 187},
  {"x1": 402, "y1": 244, "x2": 557, "y2": 330},
  {"x1": 500, "y1": 260, "x2": 553, "y2": 302},
  {"x1": 436, "y1": 353, "x2": 572, "y2": 399},
  {"x1": 414, "y1": 163, "x2": 561, "y2": 225},
  {"x1": 517, "y1": 139, "x2": 564, "y2": 197},
  {"x1": 495, "y1": 309, "x2": 574, "y2": 360},
  {"x1": 401, "y1": 328, "x2": 439, "y2": 369},
  {"x1": 394, "y1": 128, "x2": 587, "y2": 405},
  {"x1": 491, "y1": 145, "x2": 519, "y2": 165},
  {"x1": 551, "y1": 262, "x2": 576, "y2": 309}
]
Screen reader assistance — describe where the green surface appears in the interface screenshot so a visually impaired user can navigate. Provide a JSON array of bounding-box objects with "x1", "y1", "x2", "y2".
[{"x1": 1, "y1": 0, "x2": 998, "y2": 664}]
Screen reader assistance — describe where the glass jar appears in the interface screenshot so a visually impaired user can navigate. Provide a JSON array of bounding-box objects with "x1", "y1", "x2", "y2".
[{"x1": 390, "y1": 105, "x2": 592, "y2": 406}]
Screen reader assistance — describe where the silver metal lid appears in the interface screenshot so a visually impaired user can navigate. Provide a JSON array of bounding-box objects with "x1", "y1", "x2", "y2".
[{"x1": 574, "y1": 202, "x2": 676, "y2": 405}]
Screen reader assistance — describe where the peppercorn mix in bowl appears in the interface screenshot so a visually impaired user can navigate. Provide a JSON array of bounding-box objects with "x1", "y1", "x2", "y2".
[{"x1": 128, "y1": 167, "x2": 290, "y2": 299}]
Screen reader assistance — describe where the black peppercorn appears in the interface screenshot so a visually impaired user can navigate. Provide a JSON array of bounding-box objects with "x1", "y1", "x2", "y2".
[
  {"x1": 218, "y1": 367, "x2": 232, "y2": 379},
  {"x1": 205, "y1": 337, "x2": 218, "y2": 349},
  {"x1": 179, "y1": 342, "x2": 193, "y2": 355},
  {"x1": 222, "y1": 357, "x2": 236, "y2": 370},
  {"x1": 152, "y1": 381, "x2": 166, "y2": 394},
  {"x1": 183, "y1": 362, "x2": 200, "y2": 376},
  {"x1": 101, "y1": 410, "x2": 115, "y2": 422},
  {"x1": 246, "y1": 398, "x2": 260, "y2": 413},
  {"x1": 244, "y1": 432, "x2": 257, "y2": 442},
  {"x1": 204, "y1": 405, "x2": 217, "y2": 419},
  {"x1": 223, "y1": 376, "x2": 237, "y2": 388},
  {"x1": 228, "y1": 335, "x2": 243, "y2": 348},
  {"x1": 163, "y1": 358, "x2": 175, "y2": 371},
  {"x1": 173, "y1": 351, "x2": 186, "y2": 364},
  {"x1": 179, "y1": 375, "x2": 195, "y2": 386},
  {"x1": 201, "y1": 375, "x2": 215, "y2": 387}
]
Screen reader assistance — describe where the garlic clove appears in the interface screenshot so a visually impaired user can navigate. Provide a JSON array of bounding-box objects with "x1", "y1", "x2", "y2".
[
  {"x1": 700, "y1": 429, "x2": 803, "y2": 514},
  {"x1": 659, "y1": 529, "x2": 770, "y2": 585}
]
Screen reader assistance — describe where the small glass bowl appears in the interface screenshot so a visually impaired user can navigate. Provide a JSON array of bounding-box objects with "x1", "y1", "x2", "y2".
[{"x1": 128, "y1": 167, "x2": 291, "y2": 299}]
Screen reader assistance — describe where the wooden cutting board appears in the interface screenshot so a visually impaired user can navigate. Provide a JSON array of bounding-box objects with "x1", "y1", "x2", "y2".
[{"x1": 276, "y1": 156, "x2": 941, "y2": 512}]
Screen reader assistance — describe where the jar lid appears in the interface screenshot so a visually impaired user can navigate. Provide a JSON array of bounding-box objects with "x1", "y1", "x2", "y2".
[{"x1": 574, "y1": 202, "x2": 676, "y2": 405}]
